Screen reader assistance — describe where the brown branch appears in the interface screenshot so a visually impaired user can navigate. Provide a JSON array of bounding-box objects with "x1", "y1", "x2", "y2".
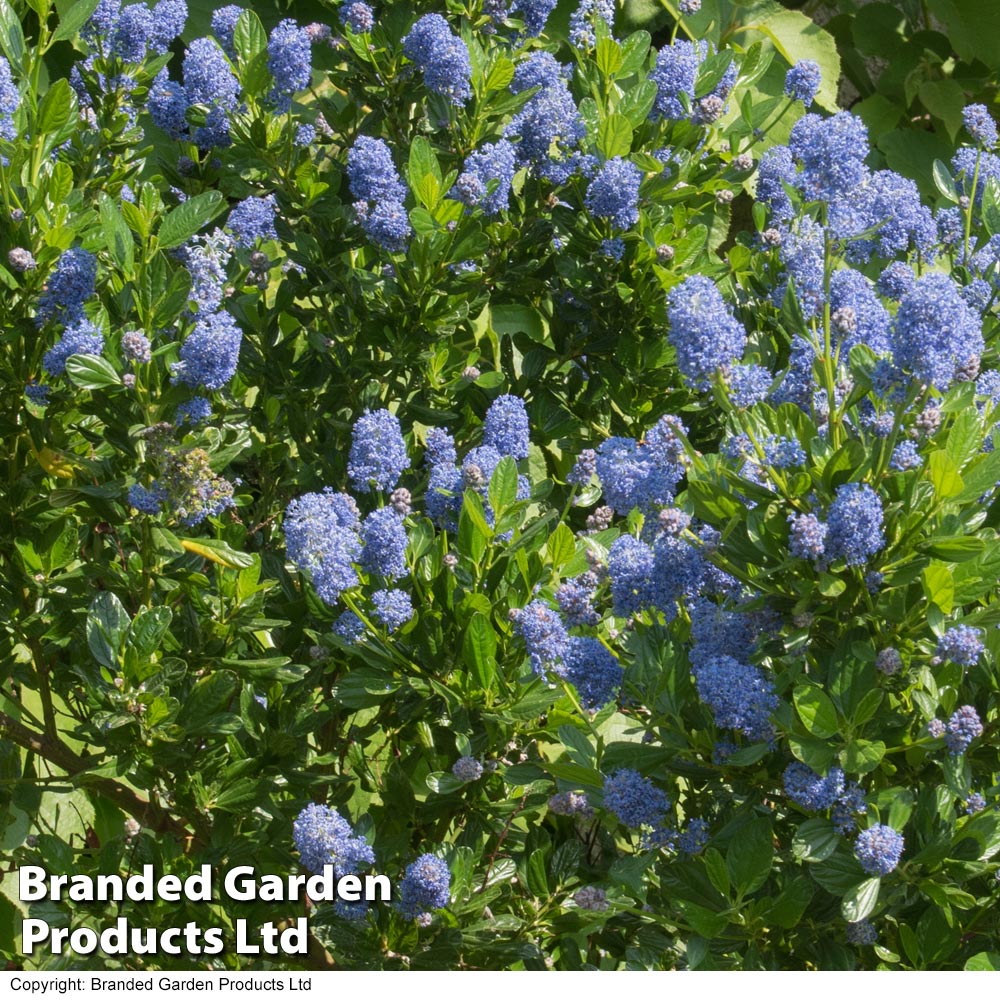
[{"x1": 0, "y1": 711, "x2": 190, "y2": 839}]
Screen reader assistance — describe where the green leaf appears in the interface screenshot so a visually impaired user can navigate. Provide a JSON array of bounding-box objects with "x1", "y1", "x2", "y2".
[
  {"x1": 488, "y1": 456, "x2": 519, "y2": 515},
  {"x1": 726, "y1": 816, "x2": 773, "y2": 895},
  {"x1": 126, "y1": 607, "x2": 172, "y2": 660},
  {"x1": 36, "y1": 78, "x2": 74, "y2": 137},
  {"x1": 792, "y1": 818, "x2": 840, "y2": 863},
  {"x1": 178, "y1": 671, "x2": 237, "y2": 735},
  {"x1": 596, "y1": 37, "x2": 623, "y2": 77},
  {"x1": 965, "y1": 952, "x2": 1000, "y2": 971},
  {"x1": 179, "y1": 537, "x2": 254, "y2": 569},
  {"x1": 766, "y1": 877, "x2": 813, "y2": 929},
  {"x1": 546, "y1": 522, "x2": 576, "y2": 568},
  {"x1": 157, "y1": 191, "x2": 225, "y2": 250},
  {"x1": 87, "y1": 592, "x2": 130, "y2": 670},
  {"x1": 923, "y1": 537, "x2": 984, "y2": 562},
  {"x1": 793, "y1": 684, "x2": 839, "y2": 738},
  {"x1": 842, "y1": 739, "x2": 885, "y2": 774},
  {"x1": 840, "y1": 877, "x2": 880, "y2": 923},
  {"x1": 462, "y1": 614, "x2": 496, "y2": 692},
  {"x1": 65, "y1": 355, "x2": 122, "y2": 390},
  {"x1": 922, "y1": 561, "x2": 954, "y2": 614},
  {"x1": 618, "y1": 80, "x2": 657, "y2": 128},
  {"x1": 100, "y1": 193, "x2": 134, "y2": 274},
  {"x1": 597, "y1": 115, "x2": 633, "y2": 160},
  {"x1": 233, "y1": 8, "x2": 267, "y2": 63},
  {"x1": 928, "y1": 450, "x2": 964, "y2": 499},
  {"x1": 932, "y1": 158, "x2": 958, "y2": 203},
  {"x1": 53, "y1": 0, "x2": 101, "y2": 43},
  {"x1": 703, "y1": 847, "x2": 729, "y2": 896},
  {"x1": 0, "y1": 0, "x2": 25, "y2": 69},
  {"x1": 618, "y1": 30, "x2": 650, "y2": 77},
  {"x1": 408, "y1": 136, "x2": 442, "y2": 195}
]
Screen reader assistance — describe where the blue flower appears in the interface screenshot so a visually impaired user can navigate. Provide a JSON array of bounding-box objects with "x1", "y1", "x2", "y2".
[
  {"x1": 876, "y1": 262, "x2": 915, "y2": 300},
  {"x1": 963, "y1": 103, "x2": 998, "y2": 148},
  {"x1": 825, "y1": 483, "x2": 884, "y2": 566},
  {"x1": 267, "y1": 19, "x2": 312, "y2": 111},
  {"x1": 176, "y1": 397, "x2": 212, "y2": 425},
  {"x1": 148, "y1": 70, "x2": 189, "y2": 138},
  {"x1": 43, "y1": 320, "x2": 104, "y2": 377},
  {"x1": 585, "y1": 157, "x2": 642, "y2": 230},
  {"x1": 649, "y1": 39, "x2": 735, "y2": 123},
  {"x1": 603, "y1": 769, "x2": 670, "y2": 828},
  {"x1": 183, "y1": 36, "x2": 239, "y2": 111},
  {"x1": 228, "y1": 195, "x2": 278, "y2": 247},
  {"x1": 37, "y1": 248, "x2": 97, "y2": 327},
  {"x1": 452, "y1": 756, "x2": 483, "y2": 782},
  {"x1": 691, "y1": 654, "x2": 777, "y2": 741},
  {"x1": 726, "y1": 364, "x2": 772, "y2": 408},
  {"x1": 149, "y1": 0, "x2": 187, "y2": 55},
  {"x1": 452, "y1": 141, "x2": 516, "y2": 216},
  {"x1": 944, "y1": 705, "x2": 982, "y2": 754},
  {"x1": 784, "y1": 60, "x2": 821, "y2": 104},
  {"x1": 360, "y1": 507, "x2": 408, "y2": 578},
  {"x1": 784, "y1": 762, "x2": 845, "y2": 811},
  {"x1": 333, "y1": 610, "x2": 366, "y2": 643},
  {"x1": 514, "y1": 600, "x2": 570, "y2": 675},
  {"x1": 756, "y1": 145, "x2": 797, "y2": 223},
  {"x1": 402, "y1": 14, "x2": 472, "y2": 106},
  {"x1": 483, "y1": 394, "x2": 530, "y2": 459},
  {"x1": 293, "y1": 803, "x2": 374, "y2": 876},
  {"x1": 348, "y1": 409, "x2": 409, "y2": 492},
  {"x1": 284, "y1": 489, "x2": 362, "y2": 605},
  {"x1": 109, "y1": 4, "x2": 153, "y2": 62},
  {"x1": 563, "y1": 636, "x2": 622, "y2": 710},
  {"x1": 667, "y1": 275, "x2": 747, "y2": 388},
  {"x1": 357, "y1": 199, "x2": 411, "y2": 252},
  {"x1": 340, "y1": 2, "x2": 374, "y2": 33},
  {"x1": 555, "y1": 574, "x2": 599, "y2": 627},
  {"x1": 890, "y1": 273, "x2": 983, "y2": 389},
  {"x1": 567, "y1": 0, "x2": 614, "y2": 48},
  {"x1": 829, "y1": 268, "x2": 890, "y2": 355},
  {"x1": 396, "y1": 854, "x2": 450, "y2": 919},
  {"x1": 128, "y1": 483, "x2": 168, "y2": 514},
  {"x1": 854, "y1": 824, "x2": 903, "y2": 876},
  {"x1": 889, "y1": 440, "x2": 921, "y2": 472},
  {"x1": 789, "y1": 112, "x2": 870, "y2": 203},
  {"x1": 173, "y1": 310, "x2": 242, "y2": 390},
  {"x1": 210, "y1": 5, "x2": 244, "y2": 58},
  {"x1": 509, "y1": 0, "x2": 557, "y2": 35},
  {"x1": 370, "y1": 588, "x2": 413, "y2": 632}
]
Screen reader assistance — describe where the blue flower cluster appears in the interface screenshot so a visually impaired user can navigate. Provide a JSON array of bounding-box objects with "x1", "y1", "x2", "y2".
[
  {"x1": 173, "y1": 310, "x2": 242, "y2": 390},
  {"x1": 228, "y1": 195, "x2": 278, "y2": 248},
  {"x1": 854, "y1": 824, "x2": 904, "y2": 876},
  {"x1": 360, "y1": 507, "x2": 408, "y2": 578},
  {"x1": 284, "y1": 489, "x2": 362, "y2": 605},
  {"x1": 347, "y1": 136, "x2": 411, "y2": 252},
  {"x1": 649, "y1": 40, "x2": 736, "y2": 124},
  {"x1": 825, "y1": 483, "x2": 884, "y2": 567},
  {"x1": 395, "y1": 854, "x2": 451, "y2": 919},
  {"x1": 452, "y1": 141, "x2": 516, "y2": 216},
  {"x1": 348, "y1": 409, "x2": 409, "y2": 492},
  {"x1": 402, "y1": 14, "x2": 472, "y2": 106},
  {"x1": 293, "y1": 803, "x2": 374, "y2": 876},
  {"x1": 944, "y1": 705, "x2": 982, "y2": 755},
  {"x1": 667, "y1": 276, "x2": 747, "y2": 388},
  {"x1": 0, "y1": 56, "x2": 20, "y2": 143},
  {"x1": 602, "y1": 769, "x2": 670, "y2": 828},
  {"x1": 267, "y1": 19, "x2": 312, "y2": 111},
  {"x1": 691, "y1": 654, "x2": 778, "y2": 742},
  {"x1": 935, "y1": 625, "x2": 984, "y2": 666},
  {"x1": 784, "y1": 60, "x2": 821, "y2": 104},
  {"x1": 37, "y1": 248, "x2": 97, "y2": 328},
  {"x1": 585, "y1": 158, "x2": 642, "y2": 230},
  {"x1": 371, "y1": 588, "x2": 413, "y2": 632}
]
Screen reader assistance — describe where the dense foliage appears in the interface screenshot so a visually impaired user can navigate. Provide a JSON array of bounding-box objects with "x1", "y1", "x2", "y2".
[{"x1": 1, "y1": 0, "x2": 999, "y2": 973}]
